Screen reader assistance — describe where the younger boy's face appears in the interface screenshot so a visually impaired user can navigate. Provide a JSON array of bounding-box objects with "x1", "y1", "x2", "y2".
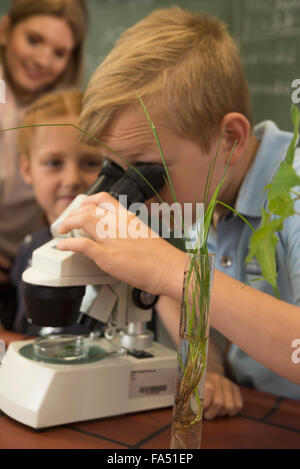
[
  {"x1": 100, "y1": 106, "x2": 227, "y2": 225},
  {"x1": 20, "y1": 117, "x2": 103, "y2": 224}
]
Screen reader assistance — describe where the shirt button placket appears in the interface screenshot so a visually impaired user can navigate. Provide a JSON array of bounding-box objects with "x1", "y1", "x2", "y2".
[{"x1": 220, "y1": 255, "x2": 233, "y2": 268}]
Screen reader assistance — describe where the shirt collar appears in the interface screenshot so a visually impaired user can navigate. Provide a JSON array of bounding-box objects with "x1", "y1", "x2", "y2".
[{"x1": 235, "y1": 120, "x2": 294, "y2": 217}]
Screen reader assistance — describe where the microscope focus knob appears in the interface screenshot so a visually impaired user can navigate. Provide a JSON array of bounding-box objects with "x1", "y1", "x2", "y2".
[{"x1": 132, "y1": 288, "x2": 158, "y2": 310}]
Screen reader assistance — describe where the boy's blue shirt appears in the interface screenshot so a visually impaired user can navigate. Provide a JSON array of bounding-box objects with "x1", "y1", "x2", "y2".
[{"x1": 206, "y1": 120, "x2": 300, "y2": 400}]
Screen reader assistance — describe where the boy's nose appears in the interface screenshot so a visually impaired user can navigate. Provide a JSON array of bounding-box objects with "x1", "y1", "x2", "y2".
[{"x1": 62, "y1": 164, "x2": 83, "y2": 190}]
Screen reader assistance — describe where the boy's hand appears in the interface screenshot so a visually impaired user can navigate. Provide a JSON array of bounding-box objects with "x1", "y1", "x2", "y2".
[
  {"x1": 203, "y1": 372, "x2": 243, "y2": 420},
  {"x1": 57, "y1": 192, "x2": 186, "y2": 301},
  {"x1": 0, "y1": 253, "x2": 11, "y2": 283}
]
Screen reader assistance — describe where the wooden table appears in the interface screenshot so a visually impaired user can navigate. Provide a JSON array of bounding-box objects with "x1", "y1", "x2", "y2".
[{"x1": 0, "y1": 332, "x2": 299, "y2": 449}]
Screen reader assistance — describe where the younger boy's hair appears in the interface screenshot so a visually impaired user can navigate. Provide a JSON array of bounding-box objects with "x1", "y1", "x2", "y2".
[
  {"x1": 80, "y1": 7, "x2": 252, "y2": 153},
  {"x1": 18, "y1": 89, "x2": 82, "y2": 156}
]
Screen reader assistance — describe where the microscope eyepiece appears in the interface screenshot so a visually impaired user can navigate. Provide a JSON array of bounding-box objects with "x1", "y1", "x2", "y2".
[
  {"x1": 109, "y1": 163, "x2": 166, "y2": 207},
  {"x1": 85, "y1": 159, "x2": 165, "y2": 206},
  {"x1": 86, "y1": 159, "x2": 125, "y2": 196}
]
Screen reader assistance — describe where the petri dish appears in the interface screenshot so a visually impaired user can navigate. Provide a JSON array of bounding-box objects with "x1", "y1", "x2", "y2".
[{"x1": 33, "y1": 334, "x2": 90, "y2": 362}]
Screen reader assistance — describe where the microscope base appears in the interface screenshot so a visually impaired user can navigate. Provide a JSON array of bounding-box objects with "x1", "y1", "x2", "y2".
[{"x1": 0, "y1": 339, "x2": 176, "y2": 429}]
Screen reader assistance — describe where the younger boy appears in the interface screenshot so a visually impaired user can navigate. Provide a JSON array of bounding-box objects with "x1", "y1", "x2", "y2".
[{"x1": 11, "y1": 90, "x2": 103, "y2": 334}]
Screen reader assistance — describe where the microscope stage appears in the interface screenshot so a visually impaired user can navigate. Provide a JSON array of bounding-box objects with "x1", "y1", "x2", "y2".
[{"x1": 0, "y1": 339, "x2": 176, "y2": 429}]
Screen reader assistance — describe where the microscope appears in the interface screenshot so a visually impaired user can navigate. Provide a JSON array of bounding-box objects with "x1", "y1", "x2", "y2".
[{"x1": 0, "y1": 160, "x2": 177, "y2": 429}]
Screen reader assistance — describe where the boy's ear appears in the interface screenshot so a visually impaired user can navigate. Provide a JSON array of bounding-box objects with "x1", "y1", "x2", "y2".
[
  {"x1": 0, "y1": 15, "x2": 11, "y2": 47},
  {"x1": 19, "y1": 154, "x2": 33, "y2": 185},
  {"x1": 220, "y1": 113, "x2": 251, "y2": 165}
]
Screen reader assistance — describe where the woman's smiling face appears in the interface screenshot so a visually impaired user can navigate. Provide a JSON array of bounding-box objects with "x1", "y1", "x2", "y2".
[{"x1": 1, "y1": 15, "x2": 74, "y2": 101}]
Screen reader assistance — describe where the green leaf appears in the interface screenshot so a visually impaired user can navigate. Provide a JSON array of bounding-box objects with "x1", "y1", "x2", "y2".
[
  {"x1": 268, "y1": 162, "x2": 300, "y2": 202},
  {"x1": 268, "y1": 192, "x2": 295, "y2": 218},
  {"x1": 248, "y1": 231, "x2": 278, "y2": 289},
  {"x1": 246, "y1": 211, "x2": 283, "y2": 292}
]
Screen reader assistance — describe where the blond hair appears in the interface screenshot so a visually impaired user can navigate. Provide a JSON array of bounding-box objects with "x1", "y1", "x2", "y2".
[
  {"x1": 19, "y1": 89, "x2": 82, "y2": 155},
  {"x1": 81, "y1": 7, "x2": 252, "y2": 152},
  {"x1": 3, "y1": 0, "x2": 88, "y2": 89}
]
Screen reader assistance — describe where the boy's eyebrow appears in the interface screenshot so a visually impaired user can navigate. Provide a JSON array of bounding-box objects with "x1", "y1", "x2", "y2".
[
  {"x1": 80, "y1": 150, "x2": 103, "y2": 157},
  {"x1": 25, "y1": 29, "x2": 43, "y2": 38},
  {"x1": 40, "y1": 151, "x2": 65, "y2": 158},
  {"x1": 100, "y1": 150, "x2": 141, "y2": 161},
  {"x1": 39, "y1": 150, "x2": 103, "y2": 159}
]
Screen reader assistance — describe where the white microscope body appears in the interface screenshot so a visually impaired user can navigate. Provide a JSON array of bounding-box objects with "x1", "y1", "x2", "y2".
[{"x1": 0, "y1": 194, "x2": 176, "y2": 429}]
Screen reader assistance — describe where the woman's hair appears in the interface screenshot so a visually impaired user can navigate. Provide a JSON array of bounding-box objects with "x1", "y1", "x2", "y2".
[
  {"x1": 19, "y1": 89, "x2": 82, "y2": 155},
  {"x1": 2, "y1": 0, "x2": 88, "y2": 89},
  {"x1": 80, "y1": 7, "x2": 252, "y2": 153}
]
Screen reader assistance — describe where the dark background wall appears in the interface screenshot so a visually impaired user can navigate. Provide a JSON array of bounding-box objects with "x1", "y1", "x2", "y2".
[{"x1": 1, "y1": 0, "x2": 299, "y2": 130}]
